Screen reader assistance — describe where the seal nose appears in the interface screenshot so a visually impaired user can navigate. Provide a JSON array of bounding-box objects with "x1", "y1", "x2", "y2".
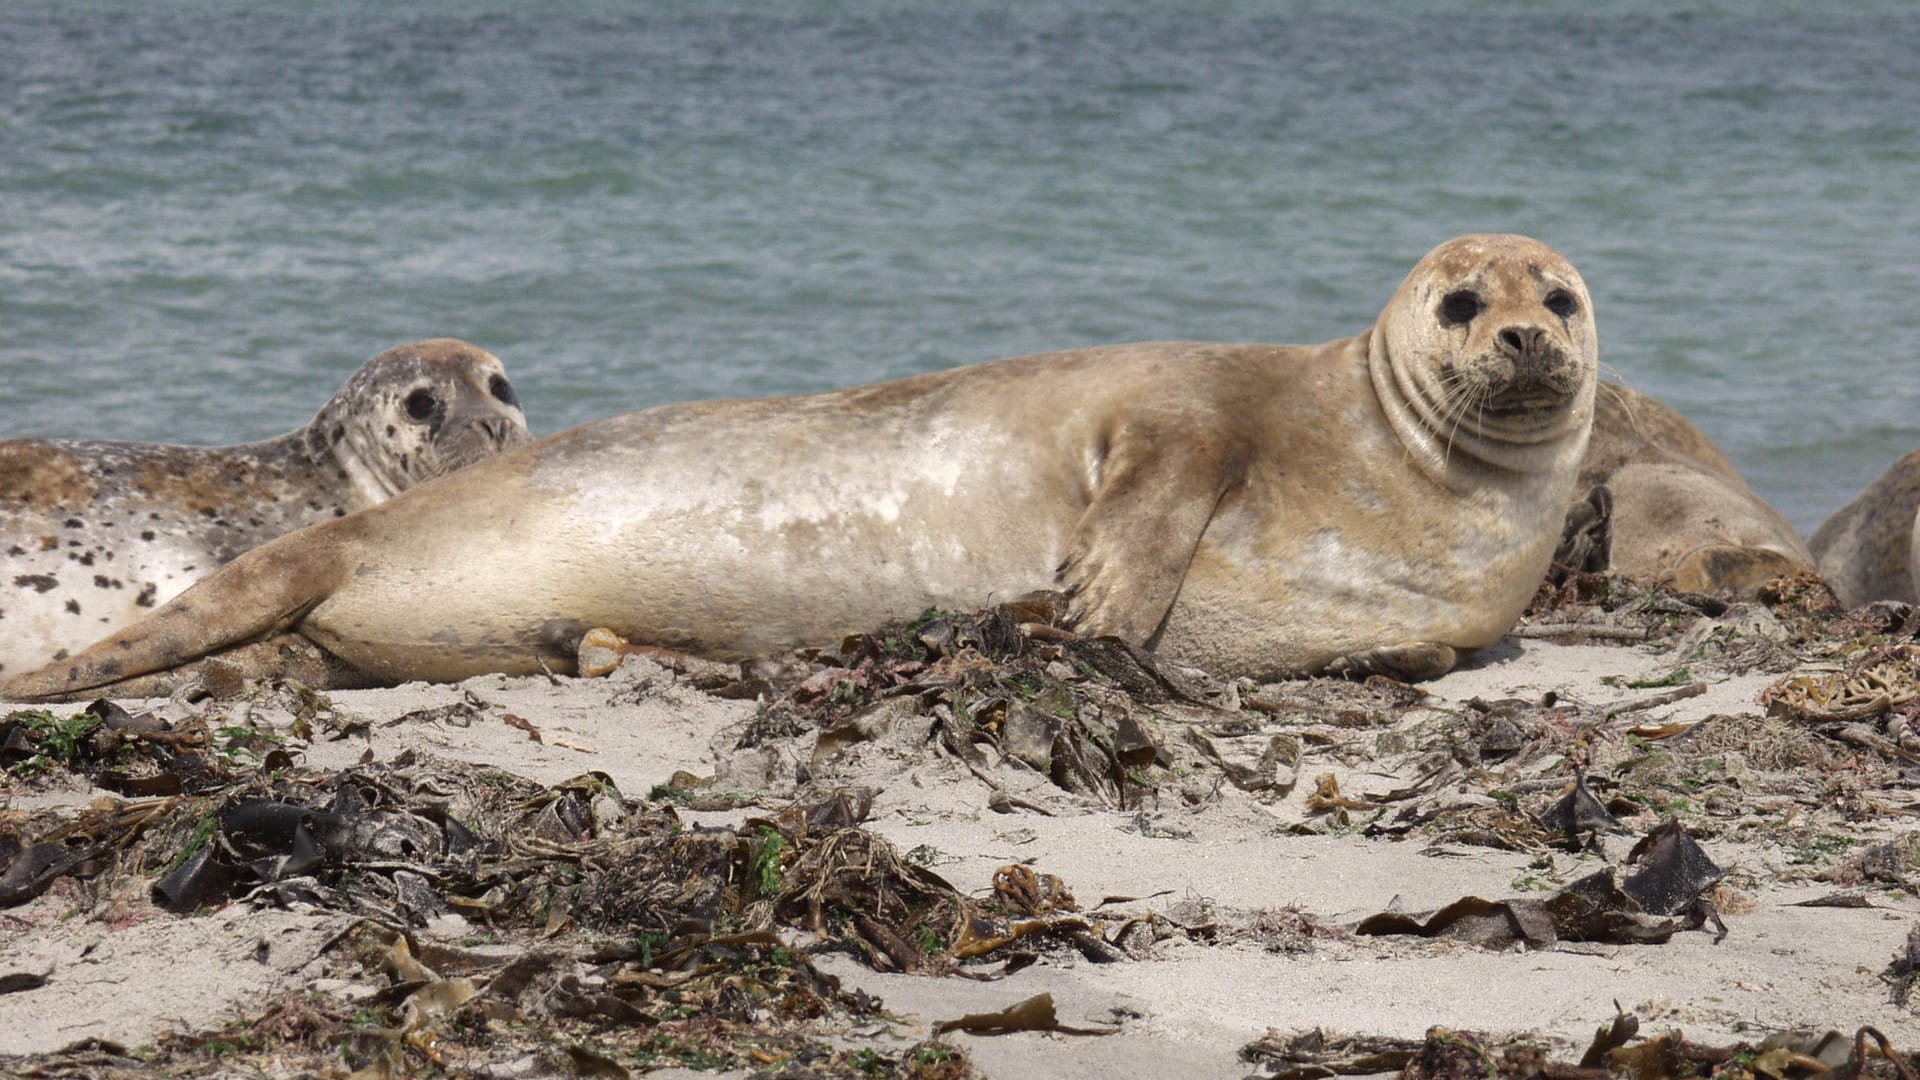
[
  {"x1": 476, "y1": 417, "x2": 515, "y2": 448},
  {"x1": 1497, "y1": 325, "x2": 1551, "y2": 362}
]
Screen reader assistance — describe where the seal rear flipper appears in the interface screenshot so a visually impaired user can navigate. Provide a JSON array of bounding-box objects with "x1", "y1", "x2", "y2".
[
  {"x1": 1056, "y1": 427, "x2": 1242, "y2": 645},
  {"x1": 23, "y1": 634, "x2": 383, "y2": 702},
  {"x1": 1668, "y1": 544, "x2": 1806, "y2": 598},
  {"x1": 0, "y1": 540, "x2": 343, "y2": 702}
]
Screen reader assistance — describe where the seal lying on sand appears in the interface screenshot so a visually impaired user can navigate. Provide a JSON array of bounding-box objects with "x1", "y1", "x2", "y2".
[
  {"x1": 1809, "y1": 449, "x2": 1920, "y2": 606},
  {"x1": 1567, "y1": 383, "x2": 1811, "y2": 595},
  {"x1": 5, "y1": 234, "x2": 1598, "y2": 701},
  {"x1": 0, "y1": 339, "x2": 530, "y2": 679}
]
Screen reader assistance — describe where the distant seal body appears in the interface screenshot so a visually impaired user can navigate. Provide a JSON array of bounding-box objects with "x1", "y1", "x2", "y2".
[
  {"x1": 1809, "y1": 449, "x2": 1920, "y2": 606},
  {"x1": 0, "y1": 339, "x2": 530, "y2": 678},
  {"x1": 6, "y1": 234, "x2": 1599, "y2": 700},
  {"x1": 1573, "y1": 383, "x2": 1811, "y2": 595}
]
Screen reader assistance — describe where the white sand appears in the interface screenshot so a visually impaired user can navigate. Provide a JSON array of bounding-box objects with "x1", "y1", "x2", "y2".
[{"x1": 3, "y1": 633, "x2": 1917, "y2": 1074}]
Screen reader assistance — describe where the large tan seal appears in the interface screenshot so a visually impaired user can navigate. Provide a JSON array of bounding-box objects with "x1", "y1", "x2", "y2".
[
  {"x1": 4, "y1": 234, "x2": 1598, "y2": 701},
  {"x1": 0, "y1": 339, "x2": 531, "y2": 680},
  {"x1": 1567, "y1": 382, "x2": 1811, "y2": 594},
  {"x1": 1809, "y1": 450, "x2": 1920, "y2": 606}
]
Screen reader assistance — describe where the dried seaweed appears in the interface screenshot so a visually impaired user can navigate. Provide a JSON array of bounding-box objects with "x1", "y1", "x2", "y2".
[
  {"x1": 1353, "y1": 820, "x2": 1723, "y2": 949},
  {"x1": 1242, "y1": 1019, "x2": 1920, "y2": 1080}
]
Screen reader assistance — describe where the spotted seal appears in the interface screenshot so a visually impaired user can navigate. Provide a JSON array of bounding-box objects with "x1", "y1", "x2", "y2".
[
  {"x1": 1809, "y1": 449, "x2": 1920, "y2": 607},
  {"x1": 0, "y1": 339, "x2": 530, "y2": 679},
  {"x1": 5, "y1": 234, "x2": 1598, "y2": 701},
  {"x1": 1567, "y1": 382, "x2": 1812, "y2": 595}
]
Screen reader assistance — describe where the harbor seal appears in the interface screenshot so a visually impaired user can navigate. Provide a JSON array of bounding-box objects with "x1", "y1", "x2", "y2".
[
  {"x1": 0, "y1": 339, "x2": 531, "y2": 679},
  {"x1": 4, "y1": 234, "x2": 1599, "y2": 701},
  {"x1": 1809, "y1": 449, "x2": 1920, "y2": 606},
  {"x1": 1568, "y1": 382, "x2": 1811, "y2": 595}
]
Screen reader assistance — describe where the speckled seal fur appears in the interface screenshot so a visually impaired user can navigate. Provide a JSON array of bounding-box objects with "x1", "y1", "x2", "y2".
[
  {"x1": 0, "y1": 339, "x2": 530, "y2": 678},
  {"x1": 1575, "y1": 382, "x2": 1812, "y2": 596},
  {"x1": 6, "y1": 235, "x2": 1598, "y2": 700}
]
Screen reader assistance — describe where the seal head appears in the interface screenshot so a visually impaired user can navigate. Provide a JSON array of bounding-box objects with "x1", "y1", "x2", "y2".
[
  {"x1": 1372, "y1": 233, "x2": 1595, "y2": 483},
  {"x1": 305, "y1": 338, "x2": 531, "y2": 504}
]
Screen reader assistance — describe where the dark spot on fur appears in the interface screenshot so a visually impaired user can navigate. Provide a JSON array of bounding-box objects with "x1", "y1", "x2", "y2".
[
  {"x1": 141, "y1": 530, "x2": 156, "y2": 541},
  {"x1": 386, "y1": 424, "x2": 397, "y2": 437},
  {"x1": 136, "y1": 584, "x2": 158, "y2": 607},
  {"x1": 94, "y1": 575, "x2": 110, "y2": 588},
  {"x1": 5, "y1": 545, "x2": 23, "y2": 557},
  {"x1": 13, "y1": 575, "x2": 58, "y2": 593},
  {"x1": 64, "y1": 599, "x2": 80, "y2": 614},
  {"x1": 332, "y1": 425, "x2": 345, "y2": 443},
  {"x1": 199, "y1": 508, "x2": 217, "y2": 518},
  {"x1": 78, "y1": 552, "x2": 95, "y2": 566},
  {"x1": 52, "y1": 649, "x2": 69, "y2": 662},
  {"x1": 62, "y1": 518, "x2": 83, "y2": 529},
  {"x1": 334, "y1": 508, "x2": 346, "y2": 517}
]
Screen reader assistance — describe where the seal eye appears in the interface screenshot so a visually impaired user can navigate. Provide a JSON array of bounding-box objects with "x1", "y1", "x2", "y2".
[
  {"x1": 1544, "y1": 289, "x2": 1579, "y2": 319},
  {"x1": 1439, "y1": 290, "x2": 1483, "y2": 326},
  {"x1": 404, "y1": 389, "x2": 439, "y2": 421},
  {"x1": 489, "y1": 374, "x2": 519, "y2": 408}
]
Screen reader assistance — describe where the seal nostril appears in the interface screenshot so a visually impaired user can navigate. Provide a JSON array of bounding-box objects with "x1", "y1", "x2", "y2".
[{"x1": 1499, "y1": 328, "x2": 1526, "y2": 354}]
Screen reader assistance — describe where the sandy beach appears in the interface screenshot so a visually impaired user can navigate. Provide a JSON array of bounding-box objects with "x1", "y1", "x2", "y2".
[{"x1": 4, "y1": 582, "x2": 1919, "y2": 1078}]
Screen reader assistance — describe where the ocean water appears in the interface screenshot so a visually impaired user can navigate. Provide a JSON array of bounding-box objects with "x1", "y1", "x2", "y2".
[{"x1": 1, "y1": 0, "x2": 1916, "y2": 533}]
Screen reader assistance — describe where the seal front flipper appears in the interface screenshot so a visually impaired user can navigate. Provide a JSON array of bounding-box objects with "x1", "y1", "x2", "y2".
[
  {"x1": 1055, "y1": 425, "x2": 1241, "y2": 645},
  {"x1": 1323, "y1": 642, "x2": 1458, "y2": 683},
  {"x1": 1, "y1": 533, "x2": 347, "y2": 702}
]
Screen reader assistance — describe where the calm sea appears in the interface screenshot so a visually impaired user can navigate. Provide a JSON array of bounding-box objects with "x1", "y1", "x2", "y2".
[{"x1": 2, "y1": 1, "x2": 1916, "y2": 533}]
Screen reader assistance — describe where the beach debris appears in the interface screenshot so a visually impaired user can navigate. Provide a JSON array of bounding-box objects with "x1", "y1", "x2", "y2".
[
  {"x1": 931, "y1": 992, "x2": 1118, "y2": 1037},
  {"x1": 0, "y1": 735, "x2": 1120, "y2": 967},
  {"x1": 1538, "y1": 765, "x2": 1625, "y2": 845},
  {"x1": 717, "y1": 597, "x2": 1295, "y2": 809},
  {"x1": 11, "y1": 591, "x2": 1920, "y2": 1077},
  {"x1": 1764, "y1": 644, "x2": 1920, "y2": 723},
  {"x1": 1354, "y1": 820, "x2": 1722, "y2": 948},
  {"x1": 1883, "y1": 924, "x2": 1920, "y2": 1010},
  {"x1": 1622, "y1": 819, "x2": 1724, "y2": 916},
  {"x1": 0, "y1": 754, "x2": 1025, "y2": 1075},
  {"x1": 1241, "y1": 1020, "x2": 1920, "y2": 1080}
]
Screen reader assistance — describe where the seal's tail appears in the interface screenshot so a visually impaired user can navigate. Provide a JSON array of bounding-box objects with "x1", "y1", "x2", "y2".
[{"x1": 1, "y1": 535, "x2": 341, "y2": 702}]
